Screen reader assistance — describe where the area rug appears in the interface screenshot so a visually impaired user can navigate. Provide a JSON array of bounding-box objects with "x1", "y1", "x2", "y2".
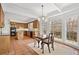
[{"x1": 28, "y1": 42, "x2": 78, "y2": 55}]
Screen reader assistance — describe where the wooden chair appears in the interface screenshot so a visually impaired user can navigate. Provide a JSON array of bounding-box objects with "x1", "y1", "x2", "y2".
[
  {"x1": 33, "y1": 33, "x2": 42, "y2": 48},
  {"x1": 41, "y1": 33, "x2": 54, "y2": 53},
  {"x1": 34, "y1": 36, "x2": 41, "y2": 48}
]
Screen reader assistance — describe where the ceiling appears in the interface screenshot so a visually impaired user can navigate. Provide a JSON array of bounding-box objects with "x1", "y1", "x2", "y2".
[{"x1": 1, "y1": 3, "x2": 79, "y2": 23}]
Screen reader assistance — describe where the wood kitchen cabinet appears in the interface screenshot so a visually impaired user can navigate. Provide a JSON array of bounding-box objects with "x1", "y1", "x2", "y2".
[
  {"x1": 33, "y1": 20, "x2": 39, "y2": 28},
  {"x1": 0, "y1": 35, "x2": 10, "y2": 54},
  {"x1": 0, "y1": 4, "x2": 4, "y2": 28}
]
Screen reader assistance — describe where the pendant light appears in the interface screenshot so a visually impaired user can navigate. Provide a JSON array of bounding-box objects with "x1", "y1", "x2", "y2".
[{"x1": 41, "y1": 4, "x2": 45, "y2": 20}]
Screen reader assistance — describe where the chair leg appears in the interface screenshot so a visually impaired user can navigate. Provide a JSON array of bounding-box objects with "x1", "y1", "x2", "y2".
[
  {"x1": 47, "y1": 44, "x2": 51, "y2": 53},
  {"x1": 52, "y1": 43, "x2": 54, "y2": 51},
  {"x1": 41, "y1": 42, "x2": 43, "y2": 49},
  {"x1": 38, "y1": 41, "x2": 40, "y2": 48},
  {"x1": 42, "y1": 43, "x2": 44, "y2": 53},
  {"x1": 34, "y1": 40, "x2": 36, "y2": 47}
]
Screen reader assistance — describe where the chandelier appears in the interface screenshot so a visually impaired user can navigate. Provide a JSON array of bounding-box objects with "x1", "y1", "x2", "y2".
[{"x1": 41, "y1": 4, "x2": 45, "y2": 20}]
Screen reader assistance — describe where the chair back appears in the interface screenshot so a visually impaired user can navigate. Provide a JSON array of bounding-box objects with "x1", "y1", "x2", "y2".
[{"x1": 48, "y1": 33, "x2": 54, "y2": 43}]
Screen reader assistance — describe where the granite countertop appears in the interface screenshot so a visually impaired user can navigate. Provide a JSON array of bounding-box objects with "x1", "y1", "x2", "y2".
[
  {"x1": 0, "y1": 33, "x2": 10, "y2": 36},
  {"x1": 0, "y1": 35, "x2": 10, "y2": 36},
  {"x1": 16, "y1": 29, "x2": 34, "y2": 32}
]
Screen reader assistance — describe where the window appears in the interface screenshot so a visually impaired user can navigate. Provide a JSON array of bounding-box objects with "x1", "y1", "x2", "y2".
[
  {"x1": 67, "y1": 17, "x2": 77, "y2": 42},
  {"x1": 52, "y1": 20, "x2": 62, "y2": 39}
]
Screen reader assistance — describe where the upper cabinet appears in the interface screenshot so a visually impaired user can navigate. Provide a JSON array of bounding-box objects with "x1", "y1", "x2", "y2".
[
  {"x1": 0, "y1": 4, "x2": 4, "y2": 28},
  {"x1": 10, "y1": 22, "x2": 28, "y2": 29},
  {"x1": 33, "y1": 20, "x2": 39, "y2": 28}
]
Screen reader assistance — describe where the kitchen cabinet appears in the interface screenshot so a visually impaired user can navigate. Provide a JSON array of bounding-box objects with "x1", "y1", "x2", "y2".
[
  {"x1": 0, "y1": 35, "x2": 10, "y2": 54},
  {"x1": 0, "y1": 4, "x2": 4, "y2": 28}
]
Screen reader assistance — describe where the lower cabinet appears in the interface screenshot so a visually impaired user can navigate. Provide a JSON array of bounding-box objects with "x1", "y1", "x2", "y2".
[
  {"x1": 0, "y1": 35, "x2": 10, "y2": 54},
  {"x1": 26, "y1": 31, "x2": 35, "y2": 38}
]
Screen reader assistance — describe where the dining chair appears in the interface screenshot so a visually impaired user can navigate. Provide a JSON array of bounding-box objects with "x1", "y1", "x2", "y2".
[
  {"x1": 33, "y1": 33, "x2": 42, "y2": 48},
  {"x1": 41, "y1": 33, "x2": 54, "y2": 53}
]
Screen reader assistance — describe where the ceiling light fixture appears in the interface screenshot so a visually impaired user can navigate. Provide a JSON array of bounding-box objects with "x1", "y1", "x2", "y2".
[{"x1": 41, "y1": 4, "x2": 45, "y2": 20}]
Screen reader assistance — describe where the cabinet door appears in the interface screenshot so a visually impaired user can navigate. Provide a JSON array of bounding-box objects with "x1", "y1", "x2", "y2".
[
  {"x1": 33, "y1": 20, "x2": 38, "y2": 28},
  {"x1": 0, "y1": 4, "x2": 4, "y2": 28}
]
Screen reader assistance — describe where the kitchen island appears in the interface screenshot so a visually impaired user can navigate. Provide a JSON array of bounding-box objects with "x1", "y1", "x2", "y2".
[{"x1": 16, "y1": 29, "x2": 35, "y2": 40}]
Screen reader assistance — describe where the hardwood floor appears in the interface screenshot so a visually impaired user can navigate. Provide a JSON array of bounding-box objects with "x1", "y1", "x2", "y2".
[
  {"x1": 8, "y1": 36, "x2": 38, "y2": 55},
  {"x1": 2, "y1": 36, "x2": 79, "y2": 55}
]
